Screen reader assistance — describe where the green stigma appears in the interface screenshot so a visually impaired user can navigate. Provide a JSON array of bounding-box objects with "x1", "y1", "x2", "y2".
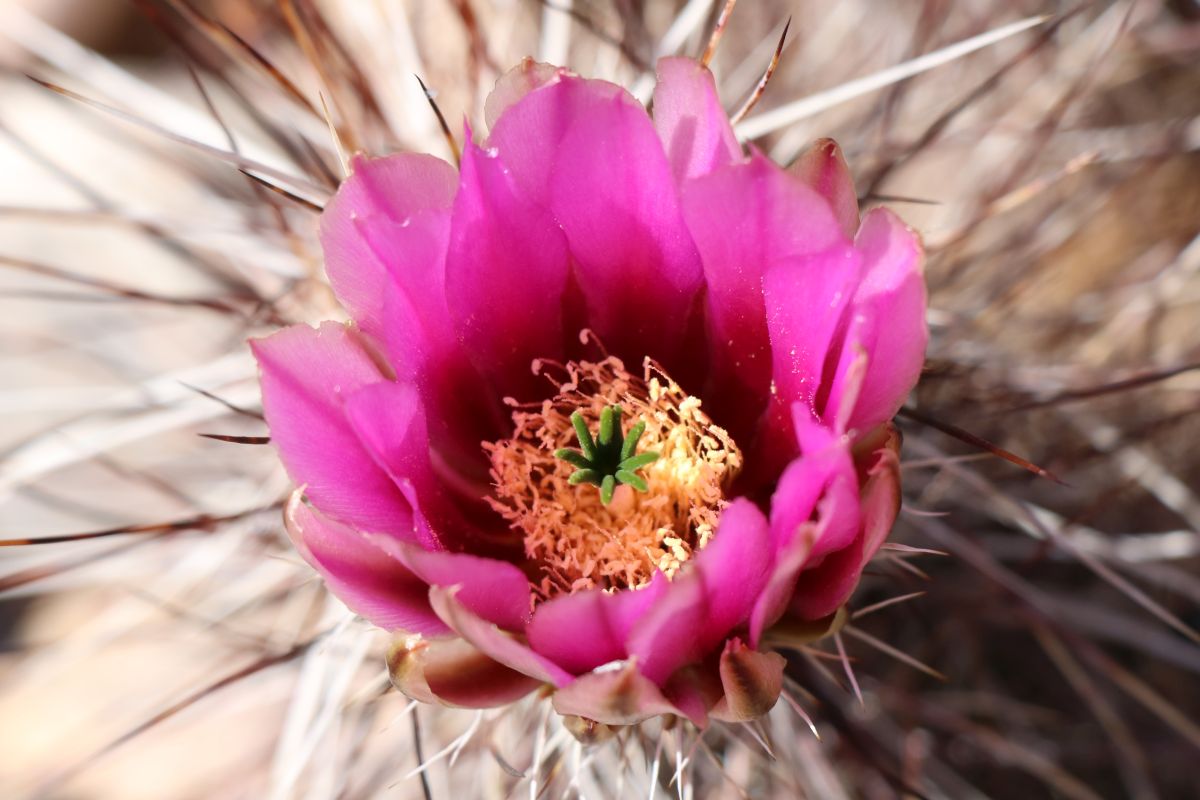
[{"x1": 554, "y1": 405, "x2": 660, "y2": 505}]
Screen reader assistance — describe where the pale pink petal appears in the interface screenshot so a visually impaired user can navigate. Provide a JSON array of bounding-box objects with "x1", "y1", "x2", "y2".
[
  {"x1": 487, "y1": 76, "x2": 704, "y2": 364},
  {"x1": 627, "y1": 499, "x2": 772, "y2": 685},
  {"x1": 552, "y1": 661, "x2": 680, "y2": 726},
  {"x1": 790, "y1": 138, "x2": 859, "y2": 239},
  {"x1": 653, "y1": 56, "x2": 740, "y2": 183},
  {"x1": 484, "y1": 58, "x2": 565, "y2": 131},
  {"x1": 251, "y1": 322, "x2": 413, "y2": 534},
  {"x1": 388, "y1": 635, "x2": 542, "y2": 708},
  {"x1": 526, "y1": 574, "x2": 667, "y2": 675},
  {"x1": 284, "y1": 492, "x2": 445, "y2": 635},
  {"x1": 429, "y1": 586, "x2": 573, "y2": 687},
  {"x1": 445, "y1": 136, "x2": 571, "y2": 401}
]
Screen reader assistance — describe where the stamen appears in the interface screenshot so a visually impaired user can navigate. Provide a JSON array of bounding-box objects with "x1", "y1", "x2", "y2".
[
  {"x1": 553, "y1": 405, "x2": 660, "y2": 505},
  {"x1": 485, "y1": 356, "x2": 742, "y2": 600}
]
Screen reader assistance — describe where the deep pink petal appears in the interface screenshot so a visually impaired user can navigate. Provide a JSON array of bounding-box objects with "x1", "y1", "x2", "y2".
[
  {"x1": 653, "y1": 56, "x2": 740, "y2": 183},
  {"x1": 527, "y1": 574, "x2": 667, "y2": 675},
  {"x1": 251, "y1": 322, "x2": 412, "y2": 534},
  {"x1": 369, "y1": 535, "x2": 532, "y2": 632},
  {"x1": 487, "y1": 76, "x2": 704, "y2": 363},
  {"x1": 444, "y1": 136, "x2": 571, "y2": 400},
  {"x1": 834, "y1": 208, "x2": 928, "y2": 434},
  {"x1": 627, "y1": 499, "x2": 771, "y2": 685},
  {"x1": 552, "y1": 661, "x2": 680, "y2": 726},
  {"x1": 429, "y1": 586, "x2": 573, "y2": 687},
  {"x1": 388, "y1": 635, "x2": 542, "y2": 708},
  {"x1": 284, "y1": 492, "x2": 445, "y2": 635},
  {"x1": 682, "y1": 155, "x2": 847, "y2": 436},
  {"x1": 319, "y1": 154, "x2": 457, "y2": 339},
  {"x1": 790, "y1": 138, "x2": 859, "y2": 239},
  {"x1": 788, "y1": 535, "x2": 865, "y2": 620}
]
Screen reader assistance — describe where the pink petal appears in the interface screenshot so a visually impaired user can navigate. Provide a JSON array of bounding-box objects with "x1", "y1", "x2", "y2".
[
  {"x1": 763, "y1": 244, "x2": 863, "y2": 417},
  {"x1": 445, "y1": 136, "x2": 571, "y2": 401},
  {"x1": 484, "y1": 58, "x2": 565, "y2": 131},
  {"x1": 319, "y1": 153, "x2": 457, "y2": 339},
  {"x1": 371, "y1": 535, "x2": 532, "y2": 633},
  {"x1": 627, "y1": 499, "x2": 772, "y2": 685},
  {"x1": 788, "y1": 535, "x2": 865, "y2": 620},
  {"x1": 342, "y1": 381, "x2": 443, "y2": 548},
  {"x1": 357, "y1": 209, "x2": 457, "y2": 377},
  {"x1": 284, "y1": 492, "x2": 446, "y2": 635},
  {"x1": 388, "y1": 635, "x2": 542, "y2": 708},
  {"x1": 789, "y1": 138, "x2": 859, "y2": 240},
  {"x1": 251, "y1": 322, "x2": 412, "y2": 534},
  {"x1": 653, "y1": 56, "x2": 740, "y2": 183},
  {"x1": 552, "y1": 660, "x2": 680, "y2": 726},
  {"x1": 681, "y1": 155, "x2": 846, "y2": 436},
  {"x1": 748, "y1": 415, "x2": 858, "y2": 646},
  {"x1": 835, "y1": 208, "x2": 928, "y2": 435},
  {"x1": 487, "y1": 76, "x2": 704, "y2": 364},
  {"x1": 526, "y1": 574, "x2": 667, "y2": 675},
  {"x1": 429, "y1": 586, "x2": 573, "y2": 687}
]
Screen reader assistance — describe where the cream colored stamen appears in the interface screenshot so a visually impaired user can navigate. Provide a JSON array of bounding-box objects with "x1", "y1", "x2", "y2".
[{"x1": 485, "y1": 356, "x2": 742, "y2": 600}]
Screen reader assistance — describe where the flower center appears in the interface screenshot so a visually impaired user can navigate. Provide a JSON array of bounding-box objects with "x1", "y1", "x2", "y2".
[{"x1": 485, "y1": 356, "x2": 742, "y2": 600}]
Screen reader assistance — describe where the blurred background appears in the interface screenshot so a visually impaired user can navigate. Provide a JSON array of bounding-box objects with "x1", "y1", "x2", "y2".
[{"x1": 1, "y1": 0, "x2": 1198, "y2": 797}]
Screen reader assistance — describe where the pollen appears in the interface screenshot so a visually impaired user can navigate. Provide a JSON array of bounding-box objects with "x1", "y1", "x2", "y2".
[{"x1": 485, "y1": 356, "x2": 742, "y2": 600}]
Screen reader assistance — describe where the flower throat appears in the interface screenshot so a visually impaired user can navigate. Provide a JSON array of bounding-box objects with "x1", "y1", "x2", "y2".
[{"x1": 485, "y1": 356, "x2": 742, "y2": 600}]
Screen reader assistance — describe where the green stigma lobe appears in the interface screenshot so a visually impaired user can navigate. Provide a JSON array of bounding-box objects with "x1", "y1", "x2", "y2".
[{"x1": 555, "y1": 404, "x2": 659, "y2": 505}]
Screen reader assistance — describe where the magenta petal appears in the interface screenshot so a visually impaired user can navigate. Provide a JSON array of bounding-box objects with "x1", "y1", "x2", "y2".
[
  {"x1": 653, "y1": 57, "x2": 741, "y2": 183},
  {"x1": 284, "y1": 492, "x2": 445, "y2": 635},
  {"x1": 370, "y1": 535, "x2": 532, "y2": 633},
  {"x1": 749, "y1": 417, "x2": 858, "y2": 646},
  {"x1": 790, "y1": 425, "x2": 901, "y2": 620},
  {"x1": 682, "y1": 156, "x2": 847, "y2": 431},
  {"x1": 320, "y1": 154, "x2": 457, "y2": 339},
  {"x1": 836, "y1": 208, "x2": 928, "y2": 434},
  {"x1": 790, "y1": 138, "x2": 859, "y2": 240},
  {"x1": 488, "y1": 76, "x2": 704, "y2": 362},
  {"x1": 764, "y1": 245, "x2": 863, "y2": 418},
  {"x1": 527, "y1": 574, "x2": 667, "y2": 675},
  {"x1": 445, "y1": 137, "x2": 571, "y2": 400},
  {"x1": 552, "y1": 661, "x2": 680, "y2": 726},
  {"x1": 627, "y1": 499, "x2": 771, "y2": 685},
  {"x1": 358, "y1": 209, "x2": 456, "y2": 376},
  {"x1": 342, "y1": 381, "x2": 443, "y2": 547},
  {"x1": 429, "y1": 586, "x2": 572, "y2": 687},
  {"x1": 251, "y1": 322, "x2": 412, "y2": 534}
]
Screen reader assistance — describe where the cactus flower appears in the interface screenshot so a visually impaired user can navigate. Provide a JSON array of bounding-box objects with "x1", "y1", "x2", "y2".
[{"x1": 252, "y1": 57, "x2": 926, "y2": 729}]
